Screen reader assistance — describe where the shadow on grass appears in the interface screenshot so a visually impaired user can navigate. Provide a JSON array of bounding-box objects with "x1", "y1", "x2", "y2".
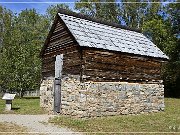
[
  {"x1": 15, "y1": 96, "x2": 40, "y2": 99},
  {"x1": 23, "y1": 96, "x2": 40, "y2": 99},
  {"x1": 11, "y1": 107, "x2": 20, "y2": 110}
]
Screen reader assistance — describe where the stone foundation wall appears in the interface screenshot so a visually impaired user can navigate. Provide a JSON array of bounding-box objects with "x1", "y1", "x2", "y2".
[
  {"x1": 40, "y1": 79, "x2": 54, "y2": 114},
  {"x1": 40, "y1": 75, "x2": 164, "y2": 117}
]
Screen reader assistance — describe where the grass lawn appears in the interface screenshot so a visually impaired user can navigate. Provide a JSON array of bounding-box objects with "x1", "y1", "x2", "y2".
[
  {"x1": 0, "y1": 122, "x2": 28, "y2": 135},
  {"x1": 50, "y1": 98, "x2": 180, "y2": 133},
  {"x1": 0, "y1": 97, "x2": 46, "y2": 114}
]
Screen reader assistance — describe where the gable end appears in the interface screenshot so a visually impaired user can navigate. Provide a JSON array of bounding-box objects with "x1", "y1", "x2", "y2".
[{"x1": 40, "y1": 15, "x2": 79, "y2": 57}]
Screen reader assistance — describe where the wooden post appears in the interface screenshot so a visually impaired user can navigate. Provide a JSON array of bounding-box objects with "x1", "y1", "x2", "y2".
[{"x1": 54, "y1": 54, "x2": 63, "y2": 113}]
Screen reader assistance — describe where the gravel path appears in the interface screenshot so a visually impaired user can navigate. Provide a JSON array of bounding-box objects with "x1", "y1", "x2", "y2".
[{"x1": 0, "y1": 114, "x2": 81, "y2": 135}]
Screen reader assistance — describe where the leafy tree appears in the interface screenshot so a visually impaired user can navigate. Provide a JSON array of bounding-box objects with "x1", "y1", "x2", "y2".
[
  {"x1": 0, "y1": 8, "x2": 49, "y2": 97},
  {"x1": 0, "y1": 6, "x2": 13, "y2": 48},
  {"x1": 162, "y1": 2, "x2": 180, "y2": 97},
  {"x1": 0, "y1": 6, "x2": 14, "y2": 92},
  {"x1": 75, "y1": 0, "x2": 119, "y2": 23},
  {"x1": 167, "y1": 1, "x2": 180, "y2": 37},
  {"x1": 0, "y1": 4, "x2": 70, "y2": 97},
  {"x1": 142, "y1": 18, "x2": 176, "y2": 54},
  {"x1": 46, "y1": 4, "x2": 70, "y2": 22},
  {"x1": 118, "y1": 0, "x2": 147, "y2": 28}
]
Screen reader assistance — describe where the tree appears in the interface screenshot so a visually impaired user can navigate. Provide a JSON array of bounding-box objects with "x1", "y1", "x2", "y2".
[
  {"x1": 75, "y1": 0, "x2": 119, "y2": 23},
  {"x1": 167, "y1": 1, "x2": 180, "y2": 37},
  {"x1": 0, "y1": 4, "x2": 71, "y2": 97},
  {"x1": 46, "y1": 4, "x2": 70, "y2": 22},
  {"x1": 141, "y1": 1, "x2": 180, "y2": 97},
  {"x1": 118, "y1": 0, "x2": 147, "y2": 28},
  {"x1": 0, "y1": 8, "x2": 49, "y2": 97},
  {"x1": 142, "y1": 18, "x2": 176, "y2": 53},
  {"x1": 0, "y1": 6, "x2": 14, "y2": 92},
  {"x1": 161, "y1": 1, "x2": 180, "y2": 97}
]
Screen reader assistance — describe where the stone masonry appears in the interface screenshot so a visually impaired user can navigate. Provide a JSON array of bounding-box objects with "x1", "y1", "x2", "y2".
[
  {"x1": 40, "y1": 79, "x2": 54, "y2": 114},
  {"x1": 40, "y1": 75, "x2": 164, "y2": 117}
]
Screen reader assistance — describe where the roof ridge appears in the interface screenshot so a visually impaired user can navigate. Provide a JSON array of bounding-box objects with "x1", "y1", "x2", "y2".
[{"x1": 58, "y1": 8, "x2": 142, "y2": 33}]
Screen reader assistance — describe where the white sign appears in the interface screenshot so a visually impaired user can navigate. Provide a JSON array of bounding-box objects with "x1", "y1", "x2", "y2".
[{"x1": 2, "y1": 93, "x2": 16, "y2": 100}]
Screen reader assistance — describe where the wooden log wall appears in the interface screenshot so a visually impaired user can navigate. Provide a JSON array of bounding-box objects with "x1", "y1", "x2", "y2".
[
  {"x1": 42, "y1": 18, "x2": 81, "y2": 78},
  {"x1": 41, "y1": 16, "x2": 163, "y2": 83},
  {"x1": 82, "y1": 48, "x2": 162, "y2": 82}
]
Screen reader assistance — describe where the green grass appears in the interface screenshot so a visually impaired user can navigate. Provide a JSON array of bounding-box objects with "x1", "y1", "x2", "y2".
[
  {"x1": 50, "y1": 98, "x2": 180, "y2": 133},
  {"x1": 0, "y1": 97, "x2": 46, "y2": 114}
]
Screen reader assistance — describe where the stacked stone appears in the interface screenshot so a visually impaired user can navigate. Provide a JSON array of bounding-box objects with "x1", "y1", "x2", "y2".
[
  {"x1": 61, "y1": 75, "x2": 85, "y2": 117},
  {"x1": 40, "y1": 79, "x2": 54, "y2": 114},
  {"x1": 60, "y1": 75, "x2": 164, "y2": 117},
  {"x1": 40, "y1": 75, "x2": 165, "y2": 117}
]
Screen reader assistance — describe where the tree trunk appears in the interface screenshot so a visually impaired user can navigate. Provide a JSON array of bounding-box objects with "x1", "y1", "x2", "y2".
[{"x1": 19, "y1": 89, "x2": 24, "y2": 98}]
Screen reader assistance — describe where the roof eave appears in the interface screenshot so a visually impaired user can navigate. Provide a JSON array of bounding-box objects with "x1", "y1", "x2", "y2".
[{"x1": 80, "y1": 46, "x2": 169, "y2": 62}]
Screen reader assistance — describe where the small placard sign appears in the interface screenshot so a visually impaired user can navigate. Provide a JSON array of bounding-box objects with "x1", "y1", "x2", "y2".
[{"x1": 2, "y1": 93, "x2": 16, "y2": 100}]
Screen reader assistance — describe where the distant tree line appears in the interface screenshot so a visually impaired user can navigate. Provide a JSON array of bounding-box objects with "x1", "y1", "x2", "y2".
[{"x1": 0, "y1": 1, "x2": 179, "y2": 97}]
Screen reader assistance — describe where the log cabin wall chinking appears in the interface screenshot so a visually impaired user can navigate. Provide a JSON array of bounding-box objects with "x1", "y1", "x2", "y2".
[{"x1": 40, "y1": 9, "x2": 169, "y2": 117}]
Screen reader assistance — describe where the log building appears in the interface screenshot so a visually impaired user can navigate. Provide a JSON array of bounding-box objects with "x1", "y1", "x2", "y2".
[{"x1": 40, "y1": 9, "x2": 168, "y2": 117}]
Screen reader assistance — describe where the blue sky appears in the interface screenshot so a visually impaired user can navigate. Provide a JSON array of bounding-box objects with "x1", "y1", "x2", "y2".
[
  {"x1": 0, "y1": 0, "x2": 178, "y2": 15},
  {"x1": 0, "y1": 0, "x2": 75, "y2": 14}
]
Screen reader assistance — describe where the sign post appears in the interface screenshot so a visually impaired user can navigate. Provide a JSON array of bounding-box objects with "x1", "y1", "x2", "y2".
[{"x1": 2, "y1": 93, "x2": 16, "y2": 111}]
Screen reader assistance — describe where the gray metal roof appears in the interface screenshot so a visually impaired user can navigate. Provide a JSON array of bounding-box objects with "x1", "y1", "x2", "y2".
[{"x1": 58, "y1": 13, "x2": 169, "y2": 59}]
